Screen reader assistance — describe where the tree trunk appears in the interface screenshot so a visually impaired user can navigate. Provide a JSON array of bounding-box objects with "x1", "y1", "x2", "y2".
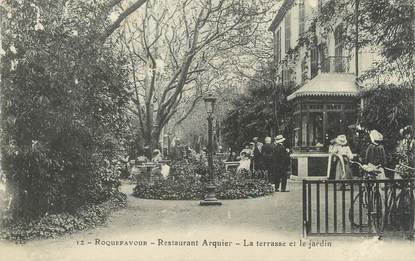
[
  {"x1": 139, "y1": 118, "x2": 162, "y2": 157},
  {"x1": 151, "y1": 127, "x2": 161, "y2": 151}
]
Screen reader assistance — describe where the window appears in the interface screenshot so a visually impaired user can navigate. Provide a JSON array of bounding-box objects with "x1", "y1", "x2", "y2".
[
  {"x1": 309, "y1": 104, "x2": 324, "y2": 110},
  {"x1": 299, "y1": 0, "x2": 305, "y2": 35},
  {"x1": 285, "y1": 12, "x2": 291, "y2": 53},
  {"x1": 326, "y1": 104, "x2": 342, "y2": 110},
  {"x1": 319, "y1": 43, "x2": 328, "y2": 72},
  {"x1": 344, "y1": 104, "x2": 354, "y2": 110},
  {"x1": 308, "y1": 112, "x2": 324, "y2": 147},
  {"x1": 344, "y1": 112, "x2": 357, "y2": 128},
  {"x1": 293, "y1": 114, "x2": 301, "y2": 147},
  {"x1": 275, "y1": 29, "x2": 281, "y2": 64},
  {"x1": 334, "y1": 24, "x2": 345, "y2": 72},
  {"x1": 334, "y1": 24, "x2": 344, "y2": 55},
  {"x1": 310, "y1": 47, "x2": 318, "y2": 78},
  {"x1": 326, "y1": 112, "x2": 343, "y2": 142},
  {"x1": 282, "y1": 69, "x2": 292, "y2": 86},
  {"x1": 301, "y1": 114, "x2": 308, "y2": 146}
]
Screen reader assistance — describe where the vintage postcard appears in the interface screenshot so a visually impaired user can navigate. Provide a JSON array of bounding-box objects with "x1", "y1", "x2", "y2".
[{"x1": 0, "y1": 0, "x2": 414, "y2": 260}]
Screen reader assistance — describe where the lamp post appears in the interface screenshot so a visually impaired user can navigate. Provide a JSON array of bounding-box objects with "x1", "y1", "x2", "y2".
[
  {"x1": 167, "y1": 132, "x2": 171, "y2": 159},
  {"x1": 200, "y1": 93, "x2": 222, "y2": 206}
]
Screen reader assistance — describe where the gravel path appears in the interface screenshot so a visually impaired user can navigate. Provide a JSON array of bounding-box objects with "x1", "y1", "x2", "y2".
[{"x1": 0, "y1": 181, "x2": 413, "y2": 261}]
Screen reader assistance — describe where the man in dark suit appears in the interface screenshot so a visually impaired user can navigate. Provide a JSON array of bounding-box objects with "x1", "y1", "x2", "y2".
[
  {"x1": 261, "y1": 137, "x2": 274, "y2": 183},
  {"x1": 252, "y1": 137, "x2": 263, "y2": 172},
  {"x1": 273, "y1": 135, "x2": 291, "y2": 192}
]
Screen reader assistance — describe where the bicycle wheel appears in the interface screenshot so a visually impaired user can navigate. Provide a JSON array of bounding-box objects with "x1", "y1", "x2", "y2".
[
  {"x1": 372, "y1": 190, "x2": 384, "y2": 235},
  {"x1": 349, "y1": 191, "x2": 369, "y2": 229},
  {"x1": 384, "y1": 189, "x2": 394, "y2": 229}
]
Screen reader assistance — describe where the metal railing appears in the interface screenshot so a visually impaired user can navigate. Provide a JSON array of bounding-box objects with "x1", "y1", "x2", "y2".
[
  {"x1": 321, "y1": 56, "x2": 351, "y2": 73},
  {"x1": 302, "y1": 179, "x2": 415, "y2": 237}
]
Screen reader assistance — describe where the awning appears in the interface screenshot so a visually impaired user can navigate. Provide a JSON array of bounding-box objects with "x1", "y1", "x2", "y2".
[{"x1": 287, "y1": 73, "x2": 359, "y2": 101}]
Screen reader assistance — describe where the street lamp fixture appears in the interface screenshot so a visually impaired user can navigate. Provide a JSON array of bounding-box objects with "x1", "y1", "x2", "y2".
[
  {"x1": 203, "y1": 94, "x2": 217, "y2": 117},
  {"x1": 200, "y1": 93, "x2": 222, "y2": 206}
]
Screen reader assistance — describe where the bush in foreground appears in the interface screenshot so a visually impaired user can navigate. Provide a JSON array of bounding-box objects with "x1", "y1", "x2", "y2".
[
  {"x1": 0, "y1": 192, "x2": 126, "y2": 243},
  {"x1": 132, "y1": 157, "x2": 274, "y2": 200},
  {"x1": 1, "y1": 0, "x2": 131, "y2": 221}
]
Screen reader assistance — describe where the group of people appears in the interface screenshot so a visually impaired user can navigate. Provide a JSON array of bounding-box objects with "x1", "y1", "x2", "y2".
[
  {"x1": 127, "y1": 125, "x2": 414, "y2": 186},
  {"x1": 235, "y1": 135, "x2": 291, "y2": 192},
  {"x1": 128, "y1": 149, "x2": 171, "y2": 182},
  {"x1": 231, "y1": 126, "x2": 414, "y2": 193},
  {"x1": 328, "y1": 126, "x2": 414, "y2": 187},
  {"x1": 329, "y1": 130, "x2": 387, "y2": 182}
]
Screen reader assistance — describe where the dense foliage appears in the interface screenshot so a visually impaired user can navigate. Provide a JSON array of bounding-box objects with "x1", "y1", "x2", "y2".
[
  {"x1": 221, "y1": 65, "x2": 294, "y2": 151},
  {"x1": 1, "y1": 0, "x2": 132, "y2": 220},
  {"x1": 133, "y1": 157, "x2": 274, "y2": 200},
  {"x1": 359, "y1": 84, "x2": 414, "y2": 166},
  {"x1": 0, "y1": 192, "x2": 126, "y2": 243}
]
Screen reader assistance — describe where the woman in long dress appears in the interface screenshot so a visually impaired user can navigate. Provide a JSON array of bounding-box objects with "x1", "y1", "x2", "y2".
[
  {"x1": 328, "y1": 139, "x2": 337, "y2": 179},
  {"x1": 331, "y1": 135, "x2": 353, "y2": 182},
  {"x1": 365, "y1": 130, "x2": 387, "y2": 179},
  {"x1": 151, "y1": 149, "x2": 170, "y2": 179}
]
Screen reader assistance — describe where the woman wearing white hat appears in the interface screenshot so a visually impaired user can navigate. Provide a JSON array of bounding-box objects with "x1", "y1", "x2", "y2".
[
  {"x1": 152, "y1": 149, "x2": 163, "y2": 162},
  {"x1": 236, "y1": 142, "x2": 253, "y2": 176},
  {"x1": 331, "y1": 135, "x2": 354, "y2": 185},
  {"x1": 365, "y1": 130, "x2": 386, "y2": 179}
]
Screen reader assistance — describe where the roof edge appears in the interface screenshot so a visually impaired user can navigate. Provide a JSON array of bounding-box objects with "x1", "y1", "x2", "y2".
[{"x1": 287, "y1": 92, "x2": 359, "y2": 101}]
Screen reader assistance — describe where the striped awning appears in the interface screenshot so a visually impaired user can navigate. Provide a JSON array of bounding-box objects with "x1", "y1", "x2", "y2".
[{"x1": 287, "y1": 73, "x2": 359, "y2": 101}]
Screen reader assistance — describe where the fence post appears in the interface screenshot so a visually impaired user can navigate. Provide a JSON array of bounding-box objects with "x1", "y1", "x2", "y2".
[
  {"x1": 316, "y1": 183, "x2": 320, "y2": 234},
  {"x1": 303, "y1": 180, "x2": 307, "y2": 237},
  {"x1": 325, "y1": 181, "x2": 329, "y2": 233},
  {"x1": 308, "y1": 182, "x2": 312, "y2": 234}
]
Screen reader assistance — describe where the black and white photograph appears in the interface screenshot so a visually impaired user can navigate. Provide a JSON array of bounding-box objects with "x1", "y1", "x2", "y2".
[{"x1": 0, "y1": 0, "x2": 414, "y2": 260}]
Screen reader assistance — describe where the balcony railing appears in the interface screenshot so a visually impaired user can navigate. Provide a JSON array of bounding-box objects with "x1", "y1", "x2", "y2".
[{"x1": 321, "y1": 56, "x2": 351, "y2": 73}]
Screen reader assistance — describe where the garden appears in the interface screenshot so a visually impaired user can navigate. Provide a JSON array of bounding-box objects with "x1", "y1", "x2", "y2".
[{"x1": 132, "y1": 155, "x2": 275, "y2": 200}]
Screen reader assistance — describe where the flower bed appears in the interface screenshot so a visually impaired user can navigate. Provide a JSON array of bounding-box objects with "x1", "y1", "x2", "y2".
[
  {"x1": 0, "y1": 192, "x2": 127, "y2": 243},
  {"x1": 132, "y1": 157, "x2": 274, "y2": 200}
]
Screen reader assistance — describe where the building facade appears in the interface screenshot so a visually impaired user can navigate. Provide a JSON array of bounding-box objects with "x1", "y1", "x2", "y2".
[{"x1": 268, "y1": 0, "x2": 377, "y2": 179}]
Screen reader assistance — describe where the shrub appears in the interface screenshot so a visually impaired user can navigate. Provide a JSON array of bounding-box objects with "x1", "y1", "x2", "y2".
[
  {"x1": 0, "y1": 192, "x2": 127, "y2": 243},
  {"x1": 360, "y1": 84, "x2": 414, "y2": 166},
  {"x1": 1, "y1": 1, "x2": 132, "y2": 220},
  {"x1": 133, "y1": 156, "x2": 274, "y2": 200}
]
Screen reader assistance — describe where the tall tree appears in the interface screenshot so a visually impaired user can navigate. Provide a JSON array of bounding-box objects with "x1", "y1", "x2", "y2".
[
  {"x1": 0, "y1": 0, "x2": 139, "y2": 219},
  {"x1": 171, "y1": 0, "x2": 280, "y2": 148},
  {"x1": 119, "y1": 0, "x2": 271, "y2": 149}
]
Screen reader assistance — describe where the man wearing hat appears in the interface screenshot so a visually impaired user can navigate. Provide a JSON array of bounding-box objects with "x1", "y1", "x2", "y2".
[
  {"x1": 252, "y1": 137, "x2": 264, "y2": 172},
  {"x1": 261, "y1": 137, "x2": 274, "y2": 182},
  {"x1": 273, "y1": 135, "x2": 291, "y2": 192}
]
